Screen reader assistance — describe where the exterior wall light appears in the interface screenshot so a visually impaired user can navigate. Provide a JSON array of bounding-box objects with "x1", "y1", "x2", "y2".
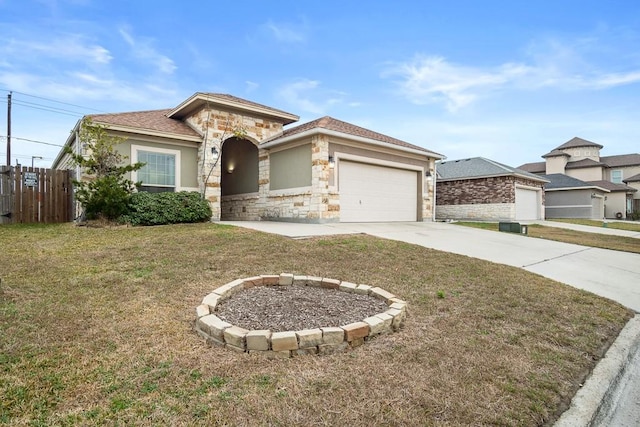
[{"x1": 328, "y1": 155, "x2": 335, "y2": 169}]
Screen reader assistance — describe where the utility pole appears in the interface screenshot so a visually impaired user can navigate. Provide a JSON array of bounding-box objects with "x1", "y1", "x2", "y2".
[{"x1": 6, "y1": 91, "x2": 11, "y2": 166}]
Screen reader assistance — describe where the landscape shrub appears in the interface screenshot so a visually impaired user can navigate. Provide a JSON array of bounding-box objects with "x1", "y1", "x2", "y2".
[{"x1": 122, "y1": 191, "x2": 212, "y2": 226}]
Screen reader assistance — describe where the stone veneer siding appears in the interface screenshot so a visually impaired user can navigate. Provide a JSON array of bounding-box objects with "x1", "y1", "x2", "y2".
[
  {"x1": 194, "y1": 273, "x2": 407, "y2": 358},
  {"x1": 186, "y1": 108, "x2": 286, "y2": 221},
  {"x1": 220, "y1": 134, "x2": 339, "y2": 222},
  {"x1": 436, "y1": 176, "x2": 543, "y2": 221}
]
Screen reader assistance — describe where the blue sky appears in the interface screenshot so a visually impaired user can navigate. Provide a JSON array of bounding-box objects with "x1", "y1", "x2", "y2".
[{"x1": 1, "y1": 0, "x2": 639, "y2": 168}]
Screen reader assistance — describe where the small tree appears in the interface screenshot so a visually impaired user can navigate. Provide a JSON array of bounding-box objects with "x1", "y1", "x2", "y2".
[{"x1": 66, "y1": 117, "x2": 145, "y2": 221}]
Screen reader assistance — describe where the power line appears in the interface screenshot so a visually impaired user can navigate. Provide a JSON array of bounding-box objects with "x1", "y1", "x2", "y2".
[
  {"x1": 0, "y1": 135, "x2": 64, "y2": 147},
  {"x1": 0, "y1": 99, "x2": 83, "y2": 118},
  {"x1": 0, "y1": 88, "x2": 105, "y2": 113}
]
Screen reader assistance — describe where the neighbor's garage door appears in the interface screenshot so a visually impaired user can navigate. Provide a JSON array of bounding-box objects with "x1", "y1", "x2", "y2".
[
  {"x1": 339, "y1": 161, "x2": 418, "y2": 222},
  {"x1": 515, "y1": 188, "x2": 539, "y2": 220}
]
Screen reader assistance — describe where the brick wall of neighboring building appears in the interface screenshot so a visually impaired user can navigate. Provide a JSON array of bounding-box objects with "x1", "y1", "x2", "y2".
[{"x1": 436, "y1": 176, "x2": 515, "y2": 205}]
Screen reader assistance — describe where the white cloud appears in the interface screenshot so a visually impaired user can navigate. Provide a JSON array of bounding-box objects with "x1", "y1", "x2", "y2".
[
  {"x1": 264, "y1": 20, "x2": 307, "y2": 43},
  {"x1": 385, "y1": 35, "x2": 640, "y2": 112},
  {"x1": 118, "y1": 27, "x2": 176, "y2": 74},
  {"x1": 384, "y1": 56, "x2": 530, "y2": 112},
  {"x1": 245, "y1": 80, "x2": 259, "y2": 92},
  {"x1": 1, "y1": 35, "x2": 112, "y2": 65},
  {"x1": 275, "y1": 79, "x2": 355, "y2": 115}
]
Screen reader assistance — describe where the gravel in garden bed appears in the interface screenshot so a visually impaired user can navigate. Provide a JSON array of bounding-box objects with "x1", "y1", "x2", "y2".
[{"x1": 215, "y1": 284, "x2": 390, "y2": 332}]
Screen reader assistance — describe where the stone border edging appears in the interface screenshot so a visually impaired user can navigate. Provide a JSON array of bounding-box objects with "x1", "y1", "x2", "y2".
[{"x1": 194, "y1": 273, "x2": 407, "y2": 358}]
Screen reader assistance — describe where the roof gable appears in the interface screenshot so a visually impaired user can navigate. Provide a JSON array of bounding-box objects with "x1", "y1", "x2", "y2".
[
  {"x1": 168, "y1": 92, "x2": 299, "y2": 124},
  {"x1": 437, "y1": 157, "x2": 547, "y2": 182},
  {"x1": 554, "y1": 137, "x2": 603, "y2": 150}
]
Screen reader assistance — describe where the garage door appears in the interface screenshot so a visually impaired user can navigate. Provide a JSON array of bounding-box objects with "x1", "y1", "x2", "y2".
[
  {"x1": 339, "y1": 161, "x2": 418, "y2": 222},
  {"x1": 515, "y1": 188, "x2": 539, "y2": 220}
]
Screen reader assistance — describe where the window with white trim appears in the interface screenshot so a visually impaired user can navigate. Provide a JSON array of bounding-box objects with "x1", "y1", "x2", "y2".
[
  {"x1": 611, "y1": 169, "x2": 623, "y2": 184},
  {"x1": 132, "y1": 146, "x2": 181, "y2": 193}
]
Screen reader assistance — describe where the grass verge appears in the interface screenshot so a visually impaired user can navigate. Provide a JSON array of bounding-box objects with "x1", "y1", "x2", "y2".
[
  {"x1": 0, "y1": 223, "x2": 633, "y2": 426},
  {"x1": 456, "y1": 222, "x2": 640, "y2": 254},
  {"x1": 548, "y1": 219, "x2": 640, "y2": 233}
]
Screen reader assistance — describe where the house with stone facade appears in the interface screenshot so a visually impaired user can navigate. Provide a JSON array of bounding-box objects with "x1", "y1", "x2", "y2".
[
  {"x1": 53, "y1": 92, "x2": 443, "y2": 223},
  {"x1": 435, "y1": 157, "x2": 548, "y2": 221},
  {"x1": 518, "y1": 137, "x2": 639, "y2": 219}
]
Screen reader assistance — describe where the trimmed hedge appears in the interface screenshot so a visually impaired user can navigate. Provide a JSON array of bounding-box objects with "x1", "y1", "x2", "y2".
[{"x1": 122, "y1": 191, "x2": 212, "y2": 226}]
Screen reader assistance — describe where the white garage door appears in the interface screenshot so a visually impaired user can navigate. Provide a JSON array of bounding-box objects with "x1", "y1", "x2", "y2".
[
  {"x1": 515, "y1": 188, "x2": 539, "y2": 220},
  {"x1": 339, "y1": 161, "x2": 418, "y2": 222}
]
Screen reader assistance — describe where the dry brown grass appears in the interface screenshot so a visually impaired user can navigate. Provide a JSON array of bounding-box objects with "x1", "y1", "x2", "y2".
[
  {"x1": 0, "y1": 223, "x2": 632, "y2": 426},
  {"x1": 458, "y1": 222, "x2": 640, "y2": 254}
]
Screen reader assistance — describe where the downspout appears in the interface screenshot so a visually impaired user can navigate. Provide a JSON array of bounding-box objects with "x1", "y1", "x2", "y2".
[{"x1": 432, "y1": 160, "x2": 437, "y2": 222}]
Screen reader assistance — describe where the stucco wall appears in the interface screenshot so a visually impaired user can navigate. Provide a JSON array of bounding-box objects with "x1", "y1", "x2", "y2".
[
  {"x1": 545, "y1": 189, "x2": 601, "y2": 219},
  {"x1": 604, "y1": 192, "x2": 628, "y2": 219},
  {"x1": 269, "y1": 144, "x2": 312, "y2": 190},
  {"x1": 566, "y1": 167, "x2": 603, "y2": 182}
]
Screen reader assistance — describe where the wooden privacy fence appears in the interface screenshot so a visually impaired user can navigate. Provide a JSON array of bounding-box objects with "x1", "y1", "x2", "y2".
[{"x1": 0, "y1": 166, "x2": 73, "y2": 224}]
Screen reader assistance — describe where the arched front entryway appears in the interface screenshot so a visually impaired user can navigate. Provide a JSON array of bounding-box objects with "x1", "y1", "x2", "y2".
[{"x1": 220, "y1": 137, "x2": 259, "y2": 220}]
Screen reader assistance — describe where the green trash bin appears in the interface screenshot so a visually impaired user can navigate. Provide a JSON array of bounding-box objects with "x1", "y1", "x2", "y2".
[{"x1": 499, "y1": 222, "x2": 521, "y2": 233}]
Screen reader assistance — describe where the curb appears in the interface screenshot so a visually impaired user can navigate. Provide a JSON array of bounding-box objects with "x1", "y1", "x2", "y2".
[{"x1": 554, "y1": 314, "x2": 640, "y2": 426}]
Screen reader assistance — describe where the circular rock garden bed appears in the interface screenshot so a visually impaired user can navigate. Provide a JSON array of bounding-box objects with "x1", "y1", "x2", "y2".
[{"x1": 194, "y1": 273, "x2": 407, "y2": 358}]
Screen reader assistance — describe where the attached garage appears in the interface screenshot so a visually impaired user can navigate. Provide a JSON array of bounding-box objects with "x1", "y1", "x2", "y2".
[
  {"x1": 515, "y1": 187, "x2": 540, "y2": 220},
  {"x1": 339, "y1": 161, "x2": 418, "y2": 222}
]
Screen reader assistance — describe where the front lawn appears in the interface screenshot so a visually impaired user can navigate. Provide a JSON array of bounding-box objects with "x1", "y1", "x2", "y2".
[{"x1": 0, "y1": 223, "x2": 632, "y2": 426}]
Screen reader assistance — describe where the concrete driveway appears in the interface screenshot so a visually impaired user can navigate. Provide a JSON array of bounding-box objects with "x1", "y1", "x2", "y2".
[
  {"x1": 223, "y1": 219, "x2": 640, "y2": 424},
  {"x1": 224, "y1": 221, "x2": 640, "y2": 312}
]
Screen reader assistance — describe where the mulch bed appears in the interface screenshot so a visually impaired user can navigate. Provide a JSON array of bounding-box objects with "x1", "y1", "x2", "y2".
[{"x1": 215, "y1": 284, "x2": 390, "y2": 332}]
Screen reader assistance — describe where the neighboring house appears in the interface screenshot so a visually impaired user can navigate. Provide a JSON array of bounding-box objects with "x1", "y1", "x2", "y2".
[
  {"x1": 519, "y1": 137, "x2": 639, "y2": 219},
  {"x1": 624, "y1": 173, "x2": 640, "y2": 213},
  {"x1": 53, "y1": 92, "x2": 443, "y2": 223},
  {"x1": 435, "y1": 157, "x2": 548, "y2": 221},
  {"x1": 541, "y1": 174, "x2": 609, "y2": 219}
]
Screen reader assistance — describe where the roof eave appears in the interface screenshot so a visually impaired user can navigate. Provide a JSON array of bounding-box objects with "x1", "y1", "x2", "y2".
[
  {"x1": 437, "y1": 172, "x2": 548, "y2": 183},
  {"x1": 545, "y1": 186, "x2": 610, "y2": 193},
  {"x1": 52, "y1": 119, "x2": 83, "y2": 168},
  {"x1": 92, "y1": 122, "x2": 203, "y2": 142},
  {"x1": 261, "y1": 127, "x2": 444, "y2": 159},
  {"x1": 167, "y1": 93, "x2": 299, "y2": 125}
]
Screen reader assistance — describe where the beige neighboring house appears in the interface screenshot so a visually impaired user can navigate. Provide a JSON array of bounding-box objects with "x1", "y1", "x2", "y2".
[
  {"x1": 53, "y1": 93, "x2": 443, "y2": 223},
  {"x1": 519, "y1": 137, "x2": 639, "y2": 219}
]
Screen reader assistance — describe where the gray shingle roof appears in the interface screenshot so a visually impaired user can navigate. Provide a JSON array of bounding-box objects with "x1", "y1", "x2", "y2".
[
  {"x1": 437, "y1": 157, "x2": 547, "y2": 182},
  {"x1": 542, "y1": 174, "x2": 608, "y2": 191},
  {"x1": 554, "y1": 137, "x2": 603, "y2": 150},
  {"x1": 624, "y1": 173, "x2": 640, "y2": 183},
  {"x1": 586, "y1": 180, "x2": 637, "y2": 193},
  {"x1": 565, "y1": 158, "x2": 607, "y2": 169},
  {"x1": 601, "y1": 153, "x2": 640, "y2": 168},
  {"x1": 518, "y1": 161, "x2": 546, "y2": 173},
  {"x1": 542, "y1": 149, "x2": 570, "y2": 158}
]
